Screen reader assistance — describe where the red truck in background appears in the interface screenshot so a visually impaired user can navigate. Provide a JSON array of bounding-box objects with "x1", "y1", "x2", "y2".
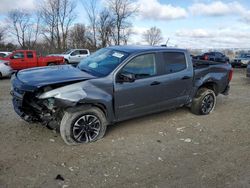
[{"x1": 0, "y1": 50, "x2": 64, "y2": 70}]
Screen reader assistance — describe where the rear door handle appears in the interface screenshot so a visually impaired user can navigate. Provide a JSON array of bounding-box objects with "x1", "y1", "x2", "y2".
[
  {"x1": 150, "y1": 81, "x2": 161, "y2": 86},
  {"x1": 182, "y1": 76, "x2": 191, "y2": 80}
]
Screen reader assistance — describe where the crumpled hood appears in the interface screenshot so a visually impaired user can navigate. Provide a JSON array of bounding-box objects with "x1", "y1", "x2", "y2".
[{"x1": 17, "y1": 65, "x2": 95, "y2": 88}]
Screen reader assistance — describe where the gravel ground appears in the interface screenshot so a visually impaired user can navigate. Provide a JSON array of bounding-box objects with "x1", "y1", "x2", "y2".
[{"x1": 0, "y1": 69, "x2": 250, "y2": 188}]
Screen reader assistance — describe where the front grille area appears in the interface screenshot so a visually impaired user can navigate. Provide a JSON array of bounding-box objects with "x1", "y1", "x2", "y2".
[
  {"x1": 11, "y1": 77, "x2": 60, "y2": 126},
  {"x1": 11, "y1": 77, "x2": 36, "y2": 121}
]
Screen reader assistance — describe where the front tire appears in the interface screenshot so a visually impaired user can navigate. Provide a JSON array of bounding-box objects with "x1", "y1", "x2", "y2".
[
  {"x1": 191, "y1": 88, "x2": 216, "y2": 115},
  {"x1": 48, "y1": 63, "x2": 56, "y2": 66},
  {"x1": 64, "y1": 59, "x2": 69, "y2": 64},
  {"x1": 60, "y1": 106, "x2": 108, "y2": 145}
]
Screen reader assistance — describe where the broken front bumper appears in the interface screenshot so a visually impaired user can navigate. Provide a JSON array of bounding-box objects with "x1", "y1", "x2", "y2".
[{"x1": 10, "y1": 75, "x2": 41, "y2": 122}]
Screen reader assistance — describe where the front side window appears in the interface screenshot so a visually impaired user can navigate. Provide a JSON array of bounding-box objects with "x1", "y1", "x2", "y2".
[
  {"x1": 13, "y1": 52, "x2": 24, "y2": 59},
  {"x1": 162, "y1": 52, "x2": 187, "y2": 74},
  {"x1": 71, "y1": 50, "x2": 80, "y2": 56},
  {"x1": 121, "y1": 54, "x2": 157, "y2": 79}
]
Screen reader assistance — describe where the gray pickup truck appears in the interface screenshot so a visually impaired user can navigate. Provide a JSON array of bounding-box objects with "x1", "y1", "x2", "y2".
[{"x1": 11, "y1": 46, "x2": 233, "y2": 145}]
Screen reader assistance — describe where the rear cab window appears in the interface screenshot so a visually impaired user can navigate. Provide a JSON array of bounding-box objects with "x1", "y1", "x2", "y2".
[{"x1": 161, "y1": 52, "x2": 187, "y2": 74}]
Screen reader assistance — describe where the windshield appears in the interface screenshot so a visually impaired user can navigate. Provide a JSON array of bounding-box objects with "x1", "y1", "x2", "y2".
[
  {"x1": 78, "y1": 48, "x2": 129, "y2": 77},
  {"x1": 64, "y1": 49, "x2": 73, "y2": 54}
]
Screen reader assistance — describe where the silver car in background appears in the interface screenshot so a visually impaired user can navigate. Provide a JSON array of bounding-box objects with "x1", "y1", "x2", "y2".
[
  {"x1": 231, "y1": 53, "x2": 250, "y2": 68},
  {"x1": 0, "y1": 51, "x2": 11, "y2": 58},
  {"x1": 0, "y1": 60, "x2": 12, "y2": 78}
]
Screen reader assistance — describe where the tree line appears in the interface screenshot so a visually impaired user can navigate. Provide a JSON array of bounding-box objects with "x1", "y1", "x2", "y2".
[{"x1": 0, "y1": 0, "x2": 164, "y2": 54}]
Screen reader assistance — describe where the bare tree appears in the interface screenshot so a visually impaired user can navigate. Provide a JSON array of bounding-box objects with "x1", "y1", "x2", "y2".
[
  {"x1": 143, "y1": 26, "x2": 163, "y2": 46},
  {"x1": 98, "y1": 9, "x2": 115, "y2": 47},
  {"x1": 39, "y1": 0, "x2": 76, "y2": 51},
  {"x1": 68, "y1": 23, "x2": 88, "y2": 48},
  {"x1": 7, "y1": 9, "x2": 40, "y2": 49},
  {"x1": 107, "y1": 0, "x2": 138, "y2": 45},
  {"x1": 81, "y1": 0, "x2": 98, "y2": 48},
  {"x1": 0, "y1": 27, "x2": 5, "y2": 44}
]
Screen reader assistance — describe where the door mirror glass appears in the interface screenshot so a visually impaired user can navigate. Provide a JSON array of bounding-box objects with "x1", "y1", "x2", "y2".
[{"x1": 117, "y1": 72, "x2": 135, "y2": 83}]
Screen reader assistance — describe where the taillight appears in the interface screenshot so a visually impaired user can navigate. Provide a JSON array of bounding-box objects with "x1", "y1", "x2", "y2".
[
  {"x1": 204, "y1": 55, "x2": 208, "y2": 60},
  {"x1": 229, "y1": 69, "x2": 233, "y2": 82}
]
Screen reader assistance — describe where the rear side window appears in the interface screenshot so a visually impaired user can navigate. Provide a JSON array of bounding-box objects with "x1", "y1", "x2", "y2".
[
  {"x1": 162, "y1": 52, "x2": 187, "y2": 74},
  {"x1": 122, "y1": 54, "x2": 157, "y2": 79},
  {"x1": 80, "y1": 50, "x2": 88, "y2": 54},
  {"x1": 27, "y1": 52, "x2": 33, "y2": 58}
]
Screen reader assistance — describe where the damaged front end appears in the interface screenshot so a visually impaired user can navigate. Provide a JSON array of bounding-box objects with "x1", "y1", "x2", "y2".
[{"x1": 11, "y1": 77, "x2": 87, "y2": 130}]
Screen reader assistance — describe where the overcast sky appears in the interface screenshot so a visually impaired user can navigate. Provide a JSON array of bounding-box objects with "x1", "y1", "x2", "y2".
[{"x1": 0, "y1": 0, "x2": 250, "y2": 49}]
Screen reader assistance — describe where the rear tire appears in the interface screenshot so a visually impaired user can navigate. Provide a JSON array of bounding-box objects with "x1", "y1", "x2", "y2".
[
  {"x1": 191, "y1": 88, "x2": 216, "y2": 115},
  {"x1": 0, "y1": 72, "x2": 2, "y2": 78},
  {"x1": 60, "y1": 106, "x2": 108, "y2": 145}
]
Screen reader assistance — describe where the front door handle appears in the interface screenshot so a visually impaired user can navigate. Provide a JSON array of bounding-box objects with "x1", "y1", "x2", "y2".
[
  {"x1": 150, "y1": 81, "x2": 161, "y2": 86},
  {"x1": 182, "y1": 76, "x2": 191, "y2": 80}
]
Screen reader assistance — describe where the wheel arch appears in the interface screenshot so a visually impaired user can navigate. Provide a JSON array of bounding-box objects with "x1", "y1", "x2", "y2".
[
  {"x1": 197, "y1": 81, "x2": 219, "y2": 96},
  {"x1": 47, "y1": 62, "x2": 57, "y2": 66},
  {"x1": 68, "y1": 102, "x2": 113, "y2": 124}
]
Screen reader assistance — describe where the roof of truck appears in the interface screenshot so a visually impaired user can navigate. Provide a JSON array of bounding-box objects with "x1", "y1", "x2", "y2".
[{"x1": 107, "y1": 45, "x2": 186, "y2": 54}]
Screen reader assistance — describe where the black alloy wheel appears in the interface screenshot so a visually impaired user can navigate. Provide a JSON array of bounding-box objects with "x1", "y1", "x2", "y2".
[{"x1": 71, "y1": 114, "x2": 101, "y2": 143}]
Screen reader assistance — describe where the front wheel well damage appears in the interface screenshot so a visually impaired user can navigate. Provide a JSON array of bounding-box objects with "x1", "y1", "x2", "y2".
[{"x1": 66, "y1": 102, "x2": 108, "y2": 120}]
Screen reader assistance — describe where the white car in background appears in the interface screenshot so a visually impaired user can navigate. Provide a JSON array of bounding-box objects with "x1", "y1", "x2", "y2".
[
  {"x1": 49, "y1": 49, "x2": 90, "y2": 64},
  {"x1": 0, "y1": 51, "x2": 12, "y2": 58},
  {"x1": 0, "y1": 60, "x2": 12, "y2": 78}
]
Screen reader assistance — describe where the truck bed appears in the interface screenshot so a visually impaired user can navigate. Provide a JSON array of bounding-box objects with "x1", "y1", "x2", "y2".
[{"x1": 192, "y1": 59, "x2": 232, "y2": 96}]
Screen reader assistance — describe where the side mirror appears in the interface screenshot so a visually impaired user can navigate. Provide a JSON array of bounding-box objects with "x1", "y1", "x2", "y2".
[{"x1": 117, "y1": 72, "x2": 135, "y2": 83}]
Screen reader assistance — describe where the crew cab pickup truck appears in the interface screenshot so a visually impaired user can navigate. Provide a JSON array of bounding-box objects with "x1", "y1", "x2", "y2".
[
  {"x1": 49, "y1": 49, "x2": 90, "y2": 64},
  {"x1": 11, "y1": 46, "x2": 233, "y2": 145},
  {"x1": 0, "y1": 50, "x2": 64, "y2": 70}
]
